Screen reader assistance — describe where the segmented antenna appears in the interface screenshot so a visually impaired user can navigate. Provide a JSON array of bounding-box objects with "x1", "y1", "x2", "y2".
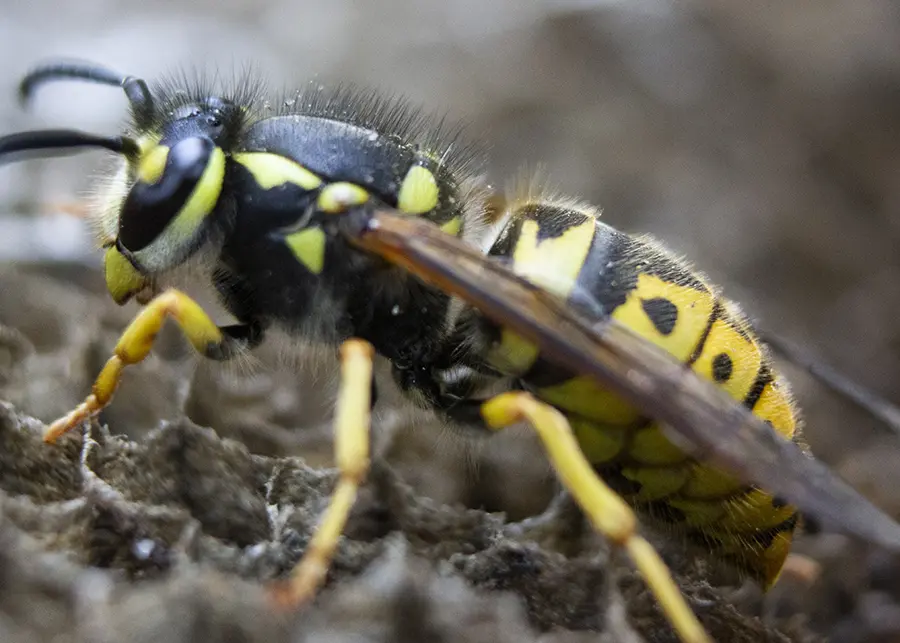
[
  {"x1": 0, "y1": 129, "x2": 139, "y2": 164},
  {"x1": 18, "y1": 59, "x2": 154, "y2": 129}
]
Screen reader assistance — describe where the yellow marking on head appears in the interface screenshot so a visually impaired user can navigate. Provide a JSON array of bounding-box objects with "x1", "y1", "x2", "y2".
[
  {"x1": 692, "y1": 313, "x2": 762, "y2": 401},
  {"x1": 538, "y1": 375, "x2": 642, "y2": 425},
  {"x1": 233, "y1": 152, "x2": 323, "y2": 190},
  {"x1": 104, "y1": 245, "x2": 148, "y2": 305},
  {"x1": 397, "y1": 165, "x2": 439, "y2": 214},
  {"x1": 169, "y1": 147, "x2": 227, "y2": 239},
  {"x1": 285, "y1": 226, "x2": 327, "y2": 274},
  {"x1": 439, "y1": 216, "x2": 462, "y2": 236},
  {"x1": 571, "y1": 417, "x2": 627, "y2": 464},
  {"x1": 511, "y1": 218, "x2": 595, "y2": 298},
  {"x1": 752, "y1": 378, "x2": 797, "y2": 440},
  {"x1": 137, "y1": 134, "x2": 161, "y2": 154},
  {"x1": 680, "y1": 464, "x2": 742, "y2": 499},
  {"x1": 137, "y1": 145, "x2": 169, "y2": 184},
  {"x1": 611, "y1": 273, "x2": 715, "y2": 363},
  {"x1": 318, "y1": 182, "x2": 369, "y2": 213},
  {"x1": 622, "y1": 466, "x2": 689, "y2": 501},
  {"x1": 486, "y1": 328, "x2": 540, "y2": 376},
  {"x1": 628, "y1": 424, "x2": 688, "y2": 466}
]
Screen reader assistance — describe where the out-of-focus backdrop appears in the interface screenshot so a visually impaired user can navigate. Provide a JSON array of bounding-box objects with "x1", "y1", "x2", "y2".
[{"x1": 1, "y1": 1, "x2": 900, "y2": 638}]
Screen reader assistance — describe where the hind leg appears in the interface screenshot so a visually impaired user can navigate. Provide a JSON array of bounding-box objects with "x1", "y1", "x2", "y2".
[{"x1": 482, "y1": 391, "x2": 711, "y2": 643}]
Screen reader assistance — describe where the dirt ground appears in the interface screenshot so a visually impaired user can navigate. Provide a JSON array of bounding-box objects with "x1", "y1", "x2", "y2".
[
  {"x1": 0, "y1": 265, "x2": 805, "y2": 643},
  {"x1": 1, "y1": 258, "x2": 899, "y2": 643},
  {"x1": 3, "y1": 2, "x2": 900, "y2": 642}
]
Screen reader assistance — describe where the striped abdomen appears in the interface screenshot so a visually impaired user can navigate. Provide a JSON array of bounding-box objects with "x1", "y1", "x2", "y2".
[{"x1": 485, "y1": 201, "x2": 801, "y2": 587}]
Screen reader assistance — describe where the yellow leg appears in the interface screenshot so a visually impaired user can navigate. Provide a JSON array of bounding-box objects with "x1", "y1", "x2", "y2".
[
  {"x1": 43, "y1": 289, "x2": 225, "y2": 443},
  {"x1": 482, "y1": 392, "x2": 712, "y2": 643},
  {"x1": 270, "y1": 338, "x2": 374, "y2": 609}
]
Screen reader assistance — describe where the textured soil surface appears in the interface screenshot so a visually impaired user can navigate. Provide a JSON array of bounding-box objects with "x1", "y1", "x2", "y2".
[
  {"x1": 0, "y1": 266, "x2": 805, "y2": 643},
  {"x1": 2, "y1": 264, "x2": 900, "y2": 643}
]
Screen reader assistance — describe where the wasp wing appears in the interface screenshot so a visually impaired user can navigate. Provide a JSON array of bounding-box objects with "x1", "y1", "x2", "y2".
[
  {"x1": 348, "y1": 209, "x2": 900, "y2": 551},
  {"x1": 760, "y1": 329, "x2": 900, "y2": 438}
]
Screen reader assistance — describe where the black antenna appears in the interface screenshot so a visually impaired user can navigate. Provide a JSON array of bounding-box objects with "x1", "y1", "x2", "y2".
[
  {"x1": 18, "y1": 60, "x2": 154, "y2": 129},
  {"x1": 0, "y1": 129, "x2": 140, "y2": 164}
]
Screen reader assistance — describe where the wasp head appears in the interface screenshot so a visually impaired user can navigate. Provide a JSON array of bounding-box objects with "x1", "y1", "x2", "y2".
[{"x1": 0, "y1": 61, "x2": 246, "y2": 304}]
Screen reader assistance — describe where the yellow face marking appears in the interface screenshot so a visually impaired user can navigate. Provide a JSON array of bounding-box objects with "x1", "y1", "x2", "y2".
[
  {"x1": 318, "y1": 182, "x2": 369, "y2": 213},
  {"x1": 692, "y1": 314, "x2": 762, "y2": 401},
  {"x1": 169, "y1": 147, "x2": 227, "y2": 240},
  {"x1": 628, "y1": 424, "x2": 688, "y2": 465},
  {"x1": 233, "y1": 152, "x2": 323, "y2": 190},
  {"x1": 752, "y1": 378, "x2": 797, "y2": 440},
  {"x1": 285, "y1": 226, "x2": 327, "y2": 274},
  {"x1": 486, "y1": 328, "x2": 540, "y2": 376},
  {"x1": 538, "y1": 375, "x2": 642, "y2": 425},
  {"x1": 439, "y1": 216, "x2": 462, "y2": 236},
  {"x1": 622, "y1": 466, "x2": 689, "y2": 501},
  {"x1": 611, "y1": 273, "x2": 715, "y2": 363},
  {"x1": 137, "y1": 145, "x2": 169, "y2": 184},
  {"x1": 136, "y1": 134, "x2": 161, "y2": 155},
  {"x1": 571, "y1": 417, "x2": 628, "y2": 464},
  {"x1": 103, "y1": 245, "x2": 148, "y2": 305},
  {"x1": 397, "y1": 165, "x2": 439, "y2": 214}
]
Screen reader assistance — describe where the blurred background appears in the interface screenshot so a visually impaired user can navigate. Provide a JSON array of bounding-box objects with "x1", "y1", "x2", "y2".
[{"x1": 1, "y1": 0, "x2": 900, "y2": 630}]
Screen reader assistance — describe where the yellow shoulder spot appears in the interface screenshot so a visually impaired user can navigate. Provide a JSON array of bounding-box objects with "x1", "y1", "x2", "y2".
[
  {"x1": 137, "y1": 145, "x2": 169, "y2": 184},
  {"x1": 318, "y1": 182, "x2": 370, "y2": 214},
  {"x1": 233, "y1": 152, "x2": 322, "y2": 190},
  {"x1": 398, "y1": 165, "x2": 439, "y2": 214},
  {"x1": 285, "y1": 226, "x2": 327, "y2": 274},
  {"x1": 512, "y1": 217, "x2": 594, "y2": 298},
  {"x1": 611, "y1": 273, "x2": 715, "y2": 363}
]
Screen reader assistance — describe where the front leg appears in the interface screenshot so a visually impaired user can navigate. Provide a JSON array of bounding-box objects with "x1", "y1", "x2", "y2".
[{"x1": 44, "y1": 288, "x2": 263, "y2": 443}]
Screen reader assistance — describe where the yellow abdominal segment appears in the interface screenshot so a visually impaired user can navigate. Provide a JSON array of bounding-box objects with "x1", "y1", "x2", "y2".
[{"x1": 493, "y1": 205, "x2": 801, "y2": 587}]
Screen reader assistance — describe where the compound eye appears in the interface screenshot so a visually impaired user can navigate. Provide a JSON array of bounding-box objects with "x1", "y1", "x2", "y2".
[{"x1": 118, "y1": 136, "x2": 216, "y2": 253}]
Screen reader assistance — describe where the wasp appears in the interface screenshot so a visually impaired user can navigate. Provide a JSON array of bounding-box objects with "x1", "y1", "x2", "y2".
[{"x1": 3, "y1": 59, "x2": 900, "y2": 643}]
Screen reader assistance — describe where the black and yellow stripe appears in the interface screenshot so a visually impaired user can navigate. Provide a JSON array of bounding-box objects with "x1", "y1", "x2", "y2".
[{"x1": 486, "y1": 201, "x2": 801, "y2": 587}]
